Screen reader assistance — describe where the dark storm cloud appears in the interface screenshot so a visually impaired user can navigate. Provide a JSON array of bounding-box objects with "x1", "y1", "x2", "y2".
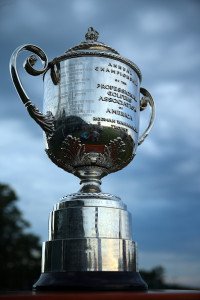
[{"x1": 0, "y1": 0, "x2": 200, "y2": 287}]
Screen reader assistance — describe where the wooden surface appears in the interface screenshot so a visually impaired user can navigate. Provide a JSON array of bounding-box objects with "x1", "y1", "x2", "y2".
[{"x1": 1, "y1": 291, "x2": 200, "y2": 300}]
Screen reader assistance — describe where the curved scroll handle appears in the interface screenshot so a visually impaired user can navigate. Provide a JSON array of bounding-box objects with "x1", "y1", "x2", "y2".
[
  {"x1": 138, "y1": 87, "x2": 155, "y2": 146},
  {"x1": 9, "y1": 44, "x2": 54, "y2": 135}
]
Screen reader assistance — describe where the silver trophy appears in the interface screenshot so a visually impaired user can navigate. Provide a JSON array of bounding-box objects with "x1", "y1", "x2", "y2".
[{"x1": 10, "y1": 28, "x2": 155, "y2": 291}]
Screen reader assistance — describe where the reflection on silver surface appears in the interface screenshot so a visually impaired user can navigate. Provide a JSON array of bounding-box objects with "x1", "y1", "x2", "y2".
[
  {"x1": 43, "y1": 195, "x2": 135, "y2": 272},
  {"x1": 10, "y1": 27, "x2": 155, "y2": 185},
  {"x1": 10, "y1": 27, "x2": 155, "y2": 282},
  {"x1": 44, "y1": 56, "x2": 139, "y2": 178},
  {"x1": 42, "y1": 238, "x2": 136, "y2": 272},
  {"x1": 49, "y1": 202, "x2": 131, "y2": 240}
]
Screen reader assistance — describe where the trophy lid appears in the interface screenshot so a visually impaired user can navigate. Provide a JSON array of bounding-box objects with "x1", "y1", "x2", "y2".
[
  {"x1": 49, "y1": 27, "x2": 142, "y2": 81},
  {"x1": 65, "y1": 27, "x2": 120, "y2": 55}
]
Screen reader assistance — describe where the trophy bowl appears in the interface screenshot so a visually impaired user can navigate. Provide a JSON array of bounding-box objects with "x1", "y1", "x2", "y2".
[{"x1": 10, "y1": 27, "x2": 155, "y2": 291}]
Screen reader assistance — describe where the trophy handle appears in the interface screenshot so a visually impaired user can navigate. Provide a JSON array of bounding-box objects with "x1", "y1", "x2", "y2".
[
  {"x1": 9, "y1": 44, "x2": 54, "y2": 135},
  {"x1": 138, "y1": 87, "x2": 155, "y2": 146}
]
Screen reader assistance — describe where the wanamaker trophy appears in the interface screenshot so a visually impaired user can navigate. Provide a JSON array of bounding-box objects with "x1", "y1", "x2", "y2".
[{"x1": 10, "y1": 27, "x2": 155, "y2": 291}]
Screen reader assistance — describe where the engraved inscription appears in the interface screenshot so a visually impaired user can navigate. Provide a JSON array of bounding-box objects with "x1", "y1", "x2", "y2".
[
  {"x1": 95, "y1": 62, "x2": 138, "y2": 86},
  {"x1": 106, "y1": 108, "x2": 132, "y2": 120},
  {"x1": 93, "y1": 61, "x2": 139, "y2": 133},
  {"x1": 112, "y1": 121, "x2": 138, "y2": 133},
  {"x1": 97, "y1": 84, "x2": 136, "y2": 102},
  {"x1": 93, "y1": 117, "x2": 116, "y2": 124},
  {"x1": 99, "y1": 97, "x2": 136, "y2": 112},
  {"x1": 44, "y1": 57, "x2": 140, "y2": 139}
]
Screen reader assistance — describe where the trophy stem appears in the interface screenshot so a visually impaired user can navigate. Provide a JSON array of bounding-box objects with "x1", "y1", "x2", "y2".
[
  {"x1": 75, "y1": 166, "x2": 106, "y2": 193},
  {"x1": 79, "y1": 178, "x2": 102, "y2": 193}
]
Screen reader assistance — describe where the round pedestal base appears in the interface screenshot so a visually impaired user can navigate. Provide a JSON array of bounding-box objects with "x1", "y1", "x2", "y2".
[{"x1": 33, "y1": 271, "x2": 148, "y2": 291}]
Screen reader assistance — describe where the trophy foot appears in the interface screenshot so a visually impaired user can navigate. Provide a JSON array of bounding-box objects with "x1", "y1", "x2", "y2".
[
  {"x1": 33, "y1": 271, "x2": 147, "y2": 291},
  {"x1": 33, "y1": 193, "x2": 148, "y2": 292}
]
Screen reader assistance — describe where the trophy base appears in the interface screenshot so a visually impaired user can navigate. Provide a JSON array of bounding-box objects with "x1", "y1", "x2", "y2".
[
  {"x1": 34, "y1": 193, "x2": 148, "y2": 292},
  {"x1": 33, "y1": 271, "x2": 148, "y2": 291}
]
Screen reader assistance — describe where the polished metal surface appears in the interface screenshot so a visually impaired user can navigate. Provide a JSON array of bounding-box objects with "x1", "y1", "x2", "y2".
[
  {"x1": 43, "y1": 56, "x2": 139, "y2": 177},
  {"x1": 56, "y1": 192, "x2": 126, "y2": 210},
  {"x1": 42, "y1": 238, "x2": 136, "y2": 272},
  {"x1": 49, "y1": 202, "x2": 131, "y2": 240},
  {"x1": 42, "y1": 196, "x2": 136, "y2": 272},
  {"x1": 9, "y1": 27, "x2": 155, "y2": 184},
  {"x1": 10, "y1": 27, "x2": 155, "y2": 284}
]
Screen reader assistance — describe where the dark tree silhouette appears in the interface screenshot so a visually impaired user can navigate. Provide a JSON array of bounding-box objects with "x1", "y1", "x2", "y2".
[
  {"x1": 140, "y1": 266, "x2": 196, "y2": 290},
  {"x1": 0, "y1": 183, "x2": 41, "y2": 291},
  {"x1": 140, "y1": 266, "x2": 165, "y2": 289}
]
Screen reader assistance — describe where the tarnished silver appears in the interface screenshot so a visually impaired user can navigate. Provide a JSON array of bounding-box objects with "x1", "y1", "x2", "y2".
[{"x1": 10, "y1": 27, "x2": 155, "y2": 290}]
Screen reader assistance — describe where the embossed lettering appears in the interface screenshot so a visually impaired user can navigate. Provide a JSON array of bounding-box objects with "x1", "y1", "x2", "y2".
[
  {"x1": 93, "y1": 117, "x2": 116, "y2": 123},
  {"x1": 99, "y1": 96, "x2": 136, "y2": 112},
  {"x1": 107, "y1": 63, "x2": 133, "y2": 75},
  {"x1": 111, "y1": 125, "x2": 128, "y2": 132},
  {"x1": 97, "y1": 83, "x2": 136, "y2": 102},
  {"x1": 94, "y1": 64, "x2": 137, "y2": 85},
  {"x1": 106, "y1": 108, "x2": 133, "y2": 120},
  {"x1": 117, "y1": 120, "x2": 138, "y2": 133}
]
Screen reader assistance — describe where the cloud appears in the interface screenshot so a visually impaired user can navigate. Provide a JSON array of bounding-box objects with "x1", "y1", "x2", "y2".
[
  {"x1": 1, "y1": 0, "x2": 200, "y2": 287},
  {"x1": 0, "y1": 118, "x2": 78, "y2": 239},
  {"x1": 72, "y1": 0, "x2": 98, "y2": 17}
]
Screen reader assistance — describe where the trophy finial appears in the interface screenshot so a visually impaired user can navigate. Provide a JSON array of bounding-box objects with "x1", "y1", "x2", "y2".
[{"x1": 85, "y1": 27, "x2": 99, "y2": 42}]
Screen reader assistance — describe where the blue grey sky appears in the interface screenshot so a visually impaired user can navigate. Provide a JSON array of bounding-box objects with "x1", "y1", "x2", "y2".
[{"x1": 0, "y1": 0, "x2": 200, "y2": 287}]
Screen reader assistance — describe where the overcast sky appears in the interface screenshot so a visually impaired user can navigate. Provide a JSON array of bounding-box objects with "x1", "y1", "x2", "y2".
[{"x1": 0, "y1": 0, "x2": 200, "y2": 288}]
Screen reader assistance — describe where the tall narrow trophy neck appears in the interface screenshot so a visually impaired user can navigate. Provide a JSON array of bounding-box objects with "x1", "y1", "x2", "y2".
[
  {"x1": 79, "y1": 178, "x2": 102, "y2": 193},
  {"x1": 76, "y1": 166, "x2": 103, "y2": 193}
]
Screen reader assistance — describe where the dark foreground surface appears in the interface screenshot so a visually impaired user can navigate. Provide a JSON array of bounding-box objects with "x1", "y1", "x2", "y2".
[
  {"x1": 0, "y1": 290, "x2": 200, "y2": 300},
  {"x1": 33, "y1": 271, "x2": 147, "y2": 291}
]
